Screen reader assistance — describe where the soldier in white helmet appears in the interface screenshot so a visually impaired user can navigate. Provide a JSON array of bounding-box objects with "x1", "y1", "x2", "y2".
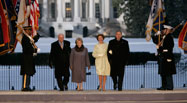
[{"x1": 152, "y1": 25, "x2": 176, "y2": 90}]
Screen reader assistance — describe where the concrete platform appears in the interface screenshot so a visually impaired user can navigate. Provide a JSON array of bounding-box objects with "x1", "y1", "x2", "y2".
[{"x1": 0, "y1": 89, "x2": 187, "y2": 103}]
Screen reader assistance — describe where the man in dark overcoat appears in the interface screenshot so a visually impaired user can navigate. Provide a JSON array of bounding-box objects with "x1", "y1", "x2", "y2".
[
  {"x1": 21, "y1": 26, "x2": 40, "y2": 91},
  {"x1": 152, "y1": 25, "x2": 176, "y2": 90},
  {"x1": 49, "y1": 34, "x2": 71, "y2": 91},
  {"x1": 107, "y1": 30, "x2": 130, "y2": 91}
]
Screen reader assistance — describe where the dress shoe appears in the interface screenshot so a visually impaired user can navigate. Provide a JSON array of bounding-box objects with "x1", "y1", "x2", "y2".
[
  {"x1": 28, "y1": 87, "x2": 34, "y2": 91},
  {"x1": 157, "y1": 87, "x2": 166, "y2": 90},
  {"x1": 21, "y1": 88, "x2": 28, "y2": 91},
  {"x1": 118, "y1": 88, "x2": 122, "y2": 91},
  {"x1": 78, "y1": 89, "x2": 83, "y2": 91},
  {"x1": 21, "y1": 88, "x2": 34, "y2": 91},
  {"x1": 97, "y1": 85, "x2": 100, "y2": 90},
  {"x1": 98, "y1": 87, "x2": 102, "y2": 91},
  {"x1": 113, "y1": 84, "x2": 117, "y2": 90},
  {"x1": 64, "y1": 85, "x2": 68, "y2": 91},
  {"x1": 59, "y1": 88, "x2": 64, "y2": 91}
]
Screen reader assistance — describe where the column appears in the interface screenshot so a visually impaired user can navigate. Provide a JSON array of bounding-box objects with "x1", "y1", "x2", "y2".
[
  {"x1": 105, "y1": 0, "x2": 110, "y2": 19},
  {"x1": 109, "y1": 0, "x2": 114, "y2": 19},
  {"x1": 42, "y1": 0, "x2": 48, "y2": 21},
  {"x1": 101, "y1": 0, "x2": 105, "y2": 19},
  {"x1": 57, "y1": 0, "x2": 63, "y2": 21},
  {"x1": 62, "y1": 0, "x2": 65, "y2": 20},
  {"x1": 89, "y1": 0, "x2": 95, "y2": 22},
  {"x1": 74, "y1": 0, "x2": 80, "y2": 22}
]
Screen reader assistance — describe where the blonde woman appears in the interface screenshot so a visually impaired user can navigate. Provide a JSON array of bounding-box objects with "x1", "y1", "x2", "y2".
[
  {"x1": 92, "y1": 34, "x2": 110, "y2": 91},
  {"x1": 70, "y1": 38, "x2": 90, "y2": 91}
]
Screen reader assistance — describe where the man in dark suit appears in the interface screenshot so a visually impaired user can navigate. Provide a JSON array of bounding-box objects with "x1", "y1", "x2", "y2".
[
  {"x1": 49, "y1": 34, "x2": 71, "y2": 91},
  {"x1": 152, "y1": 25, "x2": 176, "y2": 90},
  {"x1": 21, "y1": 26, "x2": 40, "y2": 91},
  {"x1": 107, "y1": 30, "x2": 130, "y2": 91}
]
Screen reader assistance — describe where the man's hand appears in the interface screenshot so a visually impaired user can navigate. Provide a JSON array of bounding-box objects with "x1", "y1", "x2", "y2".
[
  {"x1": 156, "y1": 45, "x2": 159, "y2": 49},
  {"x1": 49, "y1": 63, "x2": 53, "y2": 69}
]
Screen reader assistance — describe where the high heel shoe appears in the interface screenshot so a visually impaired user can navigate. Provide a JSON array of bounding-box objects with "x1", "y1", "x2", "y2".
[{"x1": 98, "y1": 87, "x2": 102, "y2": 91}]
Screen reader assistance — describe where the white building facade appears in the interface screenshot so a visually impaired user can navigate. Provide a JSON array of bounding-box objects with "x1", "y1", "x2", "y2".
[{"x1": 38, "y1": 0, "x2": 119, "y2": 38}]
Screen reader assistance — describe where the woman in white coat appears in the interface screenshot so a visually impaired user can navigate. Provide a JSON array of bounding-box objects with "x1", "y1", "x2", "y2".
[{"x1": 92, "y1": 34, "x2": 111, "y2": 91}]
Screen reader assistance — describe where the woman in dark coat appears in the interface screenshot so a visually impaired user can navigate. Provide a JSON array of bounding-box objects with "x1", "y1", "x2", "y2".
[
  {"x1": 21, "y1": 26, "x2": 40, "y2": 91},
  {"x1": 49, "y1": 34, "x2": 71, "y2": 91},
  {"x1": 70, "y1": 38, "x2": 90, "y2": 91}
]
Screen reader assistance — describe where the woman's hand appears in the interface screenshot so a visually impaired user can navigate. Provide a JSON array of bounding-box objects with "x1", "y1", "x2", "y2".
[{"x1": 88, "y1": 66, "x2": 91, "y2": 70}]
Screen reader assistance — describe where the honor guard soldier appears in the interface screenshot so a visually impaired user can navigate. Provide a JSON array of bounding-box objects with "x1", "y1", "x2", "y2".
[
  {"x1": 21, "y1": 26, "x2": 40, "y2": 91},
  {"x1": 152, "y1": 25, "x2": 176, "y2": 90}
]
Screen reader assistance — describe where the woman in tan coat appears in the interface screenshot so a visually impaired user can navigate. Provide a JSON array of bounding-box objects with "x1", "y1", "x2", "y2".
[
  {"x1": 92, "y1": 34, "x2": 110, "y2": 91},
  {"x1": 70, "y1": 38, "x2": 90, "y2": 91}
]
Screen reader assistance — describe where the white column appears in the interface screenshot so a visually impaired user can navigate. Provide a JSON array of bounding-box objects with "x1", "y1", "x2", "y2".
[
  {"x1": 74, "y1": 0, "x2": 80, "y2": 21},
  {"x1": 105, "y1": 0, "x2": 110, "y2": 19},
  {"x1": 89, "y1": 0, "x2": 95, "y2": 22},
  {"x1": 42, "y1": 0, "x2": 48, "y2": 21},
  {"x1": 62, "y1": 0, "x2": 65, "y2": 20},
  {"x1": 109, "y1": 0, "x2": 114, "y2": 19},
  {"x1": 101, "y1": 0, "x2": 105, "y2": 19},
  {"x1": 57, "y1": 0, "x2": 63, "y2": 21}
]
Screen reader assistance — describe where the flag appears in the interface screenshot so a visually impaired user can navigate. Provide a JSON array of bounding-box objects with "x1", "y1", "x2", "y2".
[
  {"x1": 16, "y1": 0, "x2": 27, "y2": 43},
  {"x1": 0, "y1": 0, "x2": 9, "y2": 44},
  {"x1": 30, "y1": 0, "x2": 39, "y2": 37},
  {"x1": 5, "y1": 0, "x2": 18, "y2": 52},
  {"x1": 178, "y1": 21, "x2": 187, "y2": 54},
  {"x1": 145, "y1": 0, "x2": 165, "y2": 41},
  {"x1": 0, "y1": 0, "x2": 10, "y2": 55},
  {"x1": 13, "y1": 0, "x2": 17, "y2": 7}
]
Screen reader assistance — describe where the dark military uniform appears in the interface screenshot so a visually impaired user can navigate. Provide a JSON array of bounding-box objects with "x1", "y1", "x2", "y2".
[
  {"x1": 49, "y1": 40, "x2": 71, "y2": 91},
  {"x1": 21, "y1": 33, "x2": 39, "y2": 91},
  {"x1": 107, "y1": 38, "x2": 130, "y2": 91},
  {"x1": 152, "y1": 33, "x2": 176, "y2": 90}
]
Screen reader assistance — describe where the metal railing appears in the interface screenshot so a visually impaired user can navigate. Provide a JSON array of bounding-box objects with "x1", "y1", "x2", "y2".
[{"x1": 0, "y1": 63, "x2": 186, "y2": 91}]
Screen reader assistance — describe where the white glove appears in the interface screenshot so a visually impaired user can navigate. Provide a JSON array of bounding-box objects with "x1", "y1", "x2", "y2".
[
  {"x1": 156, "y1": 31, "x2": 161, "y2": 35},
  {"x1": 37, "y1": 48, "x2": 40, "y2": 53},
  {"x1": 163, "y1": 49, "x2": 168, "y2": 52},
  {"x1": 98, "y1": 54, "x2": 103, "y2": 57},
  {"x1": 109, "y1": 50, "x2": 112, "y2": 55},
  {"x1": 167, "y1": 59, "x2": 172, "y2": 62}
]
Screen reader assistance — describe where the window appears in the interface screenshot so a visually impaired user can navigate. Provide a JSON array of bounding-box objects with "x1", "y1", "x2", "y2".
[
  {"x1": 95, "y1": 3, "x2": 100, "y2": 18},
  {"x1": 66, "y1": 30, "x2": 73, "y2": 38},
  {"x1": 82, "y1": 2, "x2": 86, "y2": 19},
  {"x1": 51, "y1": 3, "x2": 56, "y2": 19},
  {"x1": 47, "y1": 0, "x2": 56, "y2": 21},
  {"x1": 65, "y1": 3, "x2": 72, "y2": 18},
  {"x1": 113, "y1": 7, "x2": 118, "y2": 18}
]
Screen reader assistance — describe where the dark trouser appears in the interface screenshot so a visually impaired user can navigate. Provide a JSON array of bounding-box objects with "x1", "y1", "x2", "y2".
[
  {"x1": 56, "y1": 75, "x2": 69, "y2": 90},
  {"x1": 111, "y1": 69, "x2": 124, "y2": 90},
  {"x1": 22, "y1": 74, "x2": 31, "y2": 89},
  {"x1": 161, "y1": 75, "x2": 174, "y2": 89}
]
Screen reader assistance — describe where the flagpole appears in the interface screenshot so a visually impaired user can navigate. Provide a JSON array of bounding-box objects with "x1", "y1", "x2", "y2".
[{"x1": 158, "y1": 9, "x2": 161, "y2": 44}]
